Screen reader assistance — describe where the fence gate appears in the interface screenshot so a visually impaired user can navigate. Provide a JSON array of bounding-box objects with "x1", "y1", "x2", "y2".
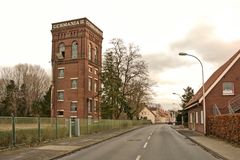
[{"x1": 70, "y1": 118, "x2": 80, "y2": 137}]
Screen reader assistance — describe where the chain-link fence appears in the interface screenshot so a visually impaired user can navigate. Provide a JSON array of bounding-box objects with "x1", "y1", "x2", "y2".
[{"x1": 0, "y1": 116, "x2": 150, "y2": 149}]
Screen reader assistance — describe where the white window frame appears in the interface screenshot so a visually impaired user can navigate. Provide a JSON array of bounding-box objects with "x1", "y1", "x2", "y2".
[
  {"x1": 58, "y1": 67, "x2": 65, "y2": 79},
  {"x1": 70, "y1": 78, "x2": 78, "y2": 89},
  {"x1": 196, "y1": 112, "x2": 199, "y2": 124},
  {"x1": 89, "y1": 66, "x2": 93, "y2": 73},
  {"x1": 94, "y1": 47, "x2": 98, "y2": 63},
  {"x1": 94, "y1": 79, "x2": 98, "y2": 93},
  {"x1": 95, "y1": 69, "x2": 98, "y2": 75},
  {"x1": 223, "y1": 82, "x2": 234, "y2": 95},
  {"x1": 57, "y1": 90, "x2": 64, "y2": 101},
  {"x1": 88, "y1": 77, "x2": 92, "y2": 91},
  {"x1": 88, "y1": 43, "x2": 92, "y2": 60},
  {"x1": 88, "y1": 98, "x2": 93, "y2": 113},
  {"x1": 71, "y1": 41, "x2": 78, "y2": 59},
  {"x1": 57, "y1": 110, "x2": 64, "y2": 117},
  {"x1": 70, "y1": 101, "x2": 77, "y2": 112},
  {"x1": 200, "y1": 110, "x2": 204, "y2": 124},
  {"x1": 94, "y1": 99, "x2": 98, "y2": 112}
]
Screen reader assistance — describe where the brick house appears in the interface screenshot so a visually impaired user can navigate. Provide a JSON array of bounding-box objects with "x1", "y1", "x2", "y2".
[
  {"x1": 185, "y1": 50, "x2": 240, "y2": 133},
  {"x1": 51, "y1": 18, "x2": 103, "y2": 120}
]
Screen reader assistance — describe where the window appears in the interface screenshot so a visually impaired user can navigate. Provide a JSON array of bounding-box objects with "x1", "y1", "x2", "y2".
[
  {"x1": 196, "y1": 112, "x2": 199, "y2": 124},
  {"x1": 94, "y1": 69, "x2": 98, "y2": 75},
  {"x1": 223, "y1": 82, "x2": 234, "y2": 95},
  {"x1": 58, "y1": 68, "x2": 64, "y2": 78},
  {"x1": 88, "y1": 43, "x2": 92, "y2": 60},
  {"x1": 94, "y1": 80, "x2": 98, "y2": 92},
  {"x1": 57, "y1": 110, "x2": 64, "y2": 117},
  {"x1": 87, "y1": 98, "x2": 93, "y2": 113},
  {"x1": 72, "y1": 41, "x2": 78, "y2": 59},
  {"x1": 200, "y1": 111, "x2": 204, "y2": 124},
  {"x1": 190, "y1": 112, "x2": 192, "y2": 123},
  {"x1": 70, "y1": 102, "x2": 77, "y2": 112},
  {"x1": 57, "y1": 43, "x2": 65, "y2": 59},
  {"x1": 57, "y1": 90, "x2": 64, "y2": 101},
  {"x1": 88, "y1": 77, "x2": 92, "y2": 91},
  {"x1": 94, "y1": 47, "x2": 98, "y2": 63},
  {"x1": 71, "y1": 79, "x2": 77, "y2": 89},
  {"x1": 94, "y1": 100, "x2": 98, "y2": 112},
  {"x1": 89, "y1": 66, "x2": 93, "y2": 73}
]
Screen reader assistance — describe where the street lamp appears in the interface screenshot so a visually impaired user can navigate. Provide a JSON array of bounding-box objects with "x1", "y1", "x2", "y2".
[
  {"x1": 179, "y1": 52, "x2": 206, "y2": 135},
  {"x1": 172, "y1": 92, "x2": 182, "y2": 100}
]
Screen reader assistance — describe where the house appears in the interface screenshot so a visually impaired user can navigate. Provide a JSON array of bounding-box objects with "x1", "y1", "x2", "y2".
[
  {"x1": 185, "y1": 50, "x2": 240, "y2": 133},
  {"x1": 139, "y1": 107, "x2": 156, "y2": 124}
]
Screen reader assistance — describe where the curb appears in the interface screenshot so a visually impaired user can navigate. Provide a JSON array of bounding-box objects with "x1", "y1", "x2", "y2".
[
  {"x1": 175, "y1": 129, "x2": 228, "y2": 160},
  {"x1": 50, "y1": 125, "x2": 146, "y2": 160}
]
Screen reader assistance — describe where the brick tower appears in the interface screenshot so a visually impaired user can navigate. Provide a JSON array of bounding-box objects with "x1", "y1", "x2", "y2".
[{"x1": 51, "y1": 18, "x2": 103, "y2": 120}]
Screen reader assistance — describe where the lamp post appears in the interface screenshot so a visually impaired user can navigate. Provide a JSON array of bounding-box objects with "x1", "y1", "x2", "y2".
[
  {"x1": 179, "y1": 52, "x2": 206, "y2": 134},
  {"x1": 172, "y1": 92, "x2": 182, "y2": 100}
]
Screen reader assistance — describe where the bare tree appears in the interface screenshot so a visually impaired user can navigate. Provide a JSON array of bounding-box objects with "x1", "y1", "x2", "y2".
[{"x1": 0, "y1": 64, "x2": 50, "y2": 116}]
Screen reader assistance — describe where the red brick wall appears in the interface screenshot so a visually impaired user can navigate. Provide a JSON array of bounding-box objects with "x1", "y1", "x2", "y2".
[
  {"x1": 207, "y1": 114, "x2": 240, "y2": 144},
  {"x1": 205, "y1": 58, "x2": 240, "y2": 116},
  {"x1": 51, "y1": 18, "x2": 103, "y2": 119}
]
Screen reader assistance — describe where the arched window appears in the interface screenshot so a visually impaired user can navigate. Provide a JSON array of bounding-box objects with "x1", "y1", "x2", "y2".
[
  {"x1": 88, "y1": 43, "x2": 92, "y2": 60},
  {"x1": 94, "y1": 47, "x2": 98, "y2": 63},
  {"x1": 72, "y1": 41, "x2": 78, "y2": 59},
  {"x1": 58, "y1": 43, "x2": 65, "y2": 59}
]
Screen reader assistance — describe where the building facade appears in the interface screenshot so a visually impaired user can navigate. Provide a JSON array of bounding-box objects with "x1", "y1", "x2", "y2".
[
  {"x1": 186, "y1": 50, "x2": 240, "y2": 133},
  {"x1": 139, "y1": 107, "x2": 156, "y2": 124},
  {"x1": 51, "y1": 18, "x2": 103, "y2": 120}
]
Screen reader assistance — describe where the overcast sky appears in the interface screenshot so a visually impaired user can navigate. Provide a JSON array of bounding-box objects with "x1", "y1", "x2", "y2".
[{"x1": 1, "y1": 0, "x2": 240, "y2": 110}]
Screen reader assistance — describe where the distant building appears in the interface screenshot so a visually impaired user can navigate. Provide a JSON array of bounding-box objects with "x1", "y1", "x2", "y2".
[
  {"x1": 51, "y1": 18, "x2": 103, "y2": 120},
  {"x1": 139, "y1": 106, "x2": 156, "y2": 124},
  {"x1": 186, "y1": 50, "x2": 240, "y2": 133},
  {"x1": 138, "y1": 104, "x2": 171, "y2": 124}
]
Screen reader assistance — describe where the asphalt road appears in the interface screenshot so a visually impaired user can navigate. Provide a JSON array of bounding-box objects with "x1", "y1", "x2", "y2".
[{"x1": 58, "y1": 124, "x2": 218, "y2": 160}]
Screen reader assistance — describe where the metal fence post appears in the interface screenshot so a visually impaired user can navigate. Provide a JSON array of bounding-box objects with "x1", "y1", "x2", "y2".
[
  {"x1": 77, "y1": 118, "x2": 80, "y2": 136},
  {"x1": 38, "y1": 116, "x2": 41, "y2": 142},
  {"x1": 55, "y1": 117, "x2": 58, "y2": 139},
  {"x1": 69, "y1": 118, "x2": 72, "y2": 138},
  {"x1": 11, "y1": 114, "x2": 16, "y2": 147}
]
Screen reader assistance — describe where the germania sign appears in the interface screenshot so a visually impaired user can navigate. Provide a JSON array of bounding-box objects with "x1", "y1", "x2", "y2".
[{"x1": 52, "y1": 19, "x2": 102, "y2": 36}]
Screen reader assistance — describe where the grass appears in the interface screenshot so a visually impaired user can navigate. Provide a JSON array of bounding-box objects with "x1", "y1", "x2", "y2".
[{"x1": 0, "y1": 117, "x2": 149, "y2": 148}]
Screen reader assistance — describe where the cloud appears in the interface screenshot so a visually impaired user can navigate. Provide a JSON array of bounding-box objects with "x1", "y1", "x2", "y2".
[
  {"x1": 143, "y1": 53, "x2": 186, "y2": 73},
  {"x1": 170, "y1": 24, "x2": 240, "y2": 64},
  {"x1": 143, "y1": 23, "x2": 240, "y2": 75}
]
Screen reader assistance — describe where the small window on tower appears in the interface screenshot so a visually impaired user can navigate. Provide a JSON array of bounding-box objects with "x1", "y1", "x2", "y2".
[
  {"x1": 57, "y1": 110, "x2": 64, "y2": 117},
  {"x1": 72, "y1": 41, "x2": 78, "y2": 59},
  {"x1": 71, "y1": 79, "x2": 77, "y2": 89},
  {"x1": 57, "y1": 43, "x2": 65, "y2": 59},
  {"x1": 58, "y1": 68, "x2": 64, "y2": 78},
  {"x1": 94, "y1": 47, "x2": 98, "y2": 63},
  {"x1": 57, "y1": 90, "x2": 64, "y2": 101},
  {"x1": 88, "y1": 77, "x2": 92, "y2": 91},
  {"x1": 70, "y1": 102, "x2": 77, "y2": 112},
  {"x1": 88, "y1": 43, "x2": 92, "y2": 60}
]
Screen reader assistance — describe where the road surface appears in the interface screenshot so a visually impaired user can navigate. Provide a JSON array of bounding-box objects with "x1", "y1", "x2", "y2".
[{"x1": 58, "y1": 124, "x2": 218, "y2": 160}]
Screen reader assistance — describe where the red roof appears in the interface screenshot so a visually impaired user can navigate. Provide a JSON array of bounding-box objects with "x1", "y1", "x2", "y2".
[{"x1": 186, "y1": 50, "x2": 240, "y2": 108}]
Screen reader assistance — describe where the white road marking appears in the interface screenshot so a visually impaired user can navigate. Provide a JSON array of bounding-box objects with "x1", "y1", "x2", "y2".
[
  {"x1": 136, "y1": 155, "x2": 141, "y2": 160},
  {"x1": 143, "y1": 142, "x2": 148, "y2": 148},
  {"x1": 148, "y1": 136, "x2": 151, "y2": 140}
]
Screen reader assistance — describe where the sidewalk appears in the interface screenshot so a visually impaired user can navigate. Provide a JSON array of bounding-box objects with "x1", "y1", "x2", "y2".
[
  {"x1": 172, "y1": 125, "x2": 240, "y2": 160},
  {"x1": 0, "y1": 126, "x2": 143, "y2": 160}
]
